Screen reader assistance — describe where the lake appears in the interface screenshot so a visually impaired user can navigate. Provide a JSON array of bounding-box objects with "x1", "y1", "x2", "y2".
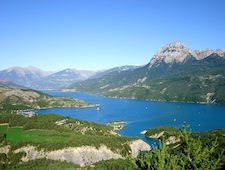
[{"x1": 36, "y1": 91, "x2": 225, "y2": 145}]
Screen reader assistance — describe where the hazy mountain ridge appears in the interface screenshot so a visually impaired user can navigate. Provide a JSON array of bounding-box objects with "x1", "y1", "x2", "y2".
[
  {"x1": 89, "y1": 65, "x2": 140, "y2": 79},
  {"x1": 31, "y1": 68, "x2": 97, "y2": 89},
  {"x1": 0, "y1": 66, "x2": 139, "y2": 90},
  {"x1": 0, "y1": 67, "x2": 98, "y2": 90},
  {"x1": 0, "y1": 66, "x2": 52, "y2": 87},
  {"x1": 66, "y1": 42, "x2": 225, "y2": 104}
]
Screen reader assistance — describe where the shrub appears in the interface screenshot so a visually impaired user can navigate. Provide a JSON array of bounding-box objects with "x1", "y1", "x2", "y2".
[{"x1": 135, "y1": 125, "x2": 225, "y2": 170}]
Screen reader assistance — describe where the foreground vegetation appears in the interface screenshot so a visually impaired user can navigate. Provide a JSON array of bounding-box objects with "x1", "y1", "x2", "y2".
[
  {"x1": 136, "y1": 125, "x2": 225, "y2": 170},
  {"x1": 0, "y1": 113, "x2": 133, "y2": 153},
  {"x1": 5, "y1": 158, "x2": 136, "y2": 170},
  {"x1": 1, "y1": 121, "x2": 225, "y2": 169},
  {"x1": 0, "y1": 112, "x2": 135, "y2": 169}
]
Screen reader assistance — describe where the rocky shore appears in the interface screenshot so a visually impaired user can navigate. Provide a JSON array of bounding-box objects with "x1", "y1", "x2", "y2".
[{"x1": 140, "y1": 127, "x2": 180, "y2": 145}]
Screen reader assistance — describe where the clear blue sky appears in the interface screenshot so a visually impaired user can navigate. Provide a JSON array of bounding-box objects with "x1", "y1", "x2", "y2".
[{"x1": 0, "y1": 0, "x2": 225, "y2": 71}]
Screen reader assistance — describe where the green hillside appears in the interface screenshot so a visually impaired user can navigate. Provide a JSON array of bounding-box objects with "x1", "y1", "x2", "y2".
[
  {"x1": 0, "y1": 81, "x2": 93, "y2": 111},
  {"x1": 67, "y1": 54, "x2": 225, "y2": 104}
]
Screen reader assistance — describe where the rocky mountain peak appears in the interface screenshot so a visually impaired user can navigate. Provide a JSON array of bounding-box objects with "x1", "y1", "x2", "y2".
[
  {"x1": 194, "y1": 48, "x2": 224, "y2": 60},
  {"x1": 149, "y1": 41, "x2": 225, "y2": 68},
  {"x1": 166, "y1": 41, "x2": 185, "y2": 48},
  {"x1": 149, "y1": 41, "x2": 193, "y2": 67}
]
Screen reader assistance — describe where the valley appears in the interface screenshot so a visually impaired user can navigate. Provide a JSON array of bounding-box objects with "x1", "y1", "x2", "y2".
[
  {"x1": 1, "y1": 42, "x2": 225, "y2": 169},
  {"x1": 1, "y1": 0, "x2": 225, "y2": 169},
  {"x1": 1, "y1": 42, "x2": 224, "y2": 104}
]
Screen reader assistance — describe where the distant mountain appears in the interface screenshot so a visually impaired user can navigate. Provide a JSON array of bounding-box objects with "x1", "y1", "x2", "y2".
[
  {"x1": 0, "y1": 66, "x2": 52, "y2": 87},
  {"x1": 0, "y1": 67, "x2": 97, "y2": 90},
  {"x1": 66, "y1": 41, "x2": 225, "y2": 104},
  {"x1": 90, "y1": 65, "x2": 140, "y2": 79},
  {"x1": 31, "y1": 68, "x2": 97, "y2": 89},
  {"x1": 66, "y1": 65, "x2": 141, "y2": 91},
  {"x1": 33, "y1": 66, "x2": 140, "y2": 90}
]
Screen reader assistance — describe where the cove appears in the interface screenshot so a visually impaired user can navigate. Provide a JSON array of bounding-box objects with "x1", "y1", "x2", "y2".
[{"x1": 36, "y1": 91, "x2": 225, "y2": 145}]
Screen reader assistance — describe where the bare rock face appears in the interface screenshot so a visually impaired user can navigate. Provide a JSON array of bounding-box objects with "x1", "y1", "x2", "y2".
[
  {"x1": 129, "y1": 139, "x2": 151, "y2": 157},
  {"x1": 14, "y1": 141, "x2": 151, "y2": 166},
  {"x1": 149, "y1": 41, "x2": 225, "y2": 68},
  {"x1": 165, "y1": 136, "x2": 180, "y2": 145},
  {"x1": 140, "y1": 130, "x2": 147, "y2": 135},
  {"x1": 206, "y1": 92, "x2": 216, "y2": 103},
  {"x1": 14, "y1": 146, "x2": 46, "y2": 161},
  {"x1": 149, "y1": 41, "x2": 193, "y2": 67},
  {"x1": 0, "y1": 145, "x2": 10, "y2": 154},
  {"x1": 195, "y1": 49, "x2": 224, "y2": 60},
  {"x1": 148, "y1": 131, "x2": 165, "y2": 139},
  {"x1": 14, "y1": 145, "x2": 122, "y2": 167},
  {"x1": 46, "y1": 146, "x2": 122, "y2": 167}
]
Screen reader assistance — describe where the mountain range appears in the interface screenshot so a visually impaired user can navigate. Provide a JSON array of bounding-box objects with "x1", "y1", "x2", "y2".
[
  {"x1": 0, "y1": 66, "x2": 52, "y2": 87},
  {"x1": 0, "y1": 67, "x2": 97, "y2": 89},
  {"x1": 1, "y1": 41, "x2": 225, "y2": 104},
  {"x1": 66, "y1": 41, "x2": 225, "y2": 104},
  {"x1": 0, "y1": 66, "x2": 138, "y2": 90},
  {"x1": 31, "y1": 68, "x2": 97, "y2": 89}
]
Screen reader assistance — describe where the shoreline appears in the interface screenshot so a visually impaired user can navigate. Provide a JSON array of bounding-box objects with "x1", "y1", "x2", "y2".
[
  {"x1": 34, "y1": 103, "x2": 99, "y2": 110},
  {"x1": 15, "y1": 103, "x2": 99, "y2": 115},
  {"x1": 58, "y1": 89, "x2": 221, "y2": 105},
  {"x1": 107, "y1": 121, "x2": 127, "y2": 134}
]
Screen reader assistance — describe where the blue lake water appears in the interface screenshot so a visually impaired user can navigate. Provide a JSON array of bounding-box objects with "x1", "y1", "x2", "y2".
[{"x1": 36, "y1": 91, "x2": 225, "y2": 145}]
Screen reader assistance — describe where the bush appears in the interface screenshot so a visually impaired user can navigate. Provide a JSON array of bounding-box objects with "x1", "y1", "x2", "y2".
[
  {"x1": 135, "y1": 125, "x2": 225, "y2": 170},
  {"x1": 0, "y1": 132, "x2": 6, "y2": 142}
]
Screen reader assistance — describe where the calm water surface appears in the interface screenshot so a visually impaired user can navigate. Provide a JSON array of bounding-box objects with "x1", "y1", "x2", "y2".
[{"x1": 36, "y1": 91, "x2": 225, "y2": 145}]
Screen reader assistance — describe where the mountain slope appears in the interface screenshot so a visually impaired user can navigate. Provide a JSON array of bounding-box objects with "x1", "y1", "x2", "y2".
[
  {"x1": 89, "y1": 65, "x2": 139, "y2": 79},
  {"x1": 0, "y1": 80, "x2": 91, "y2": 111},
  {"x1": 66, "y1": 42, "x2": 225, "y2": 104}
]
